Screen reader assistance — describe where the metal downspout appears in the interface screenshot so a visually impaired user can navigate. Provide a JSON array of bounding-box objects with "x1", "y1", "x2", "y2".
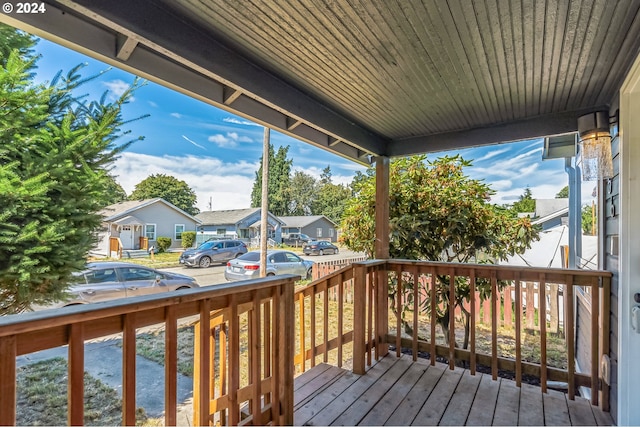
[{"x1": 565, "y1": 158, "x2": 577, "y2": 269}]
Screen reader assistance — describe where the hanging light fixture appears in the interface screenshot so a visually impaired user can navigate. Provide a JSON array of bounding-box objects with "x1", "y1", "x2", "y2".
[{"x1": 577, "y1": 111, "x2": 614, "y2": 181}]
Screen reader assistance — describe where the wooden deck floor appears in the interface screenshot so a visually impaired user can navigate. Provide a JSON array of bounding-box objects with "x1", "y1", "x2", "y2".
[{"x1": 293, "y1": 354, "x2": 613, "y2": 426}]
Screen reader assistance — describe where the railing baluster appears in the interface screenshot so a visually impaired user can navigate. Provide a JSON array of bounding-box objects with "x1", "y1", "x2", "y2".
[
  {"x1": 539, "y1": 273, "x2": 547, "y2": 393},
  {"x1": 122, "y1": 313, "x2": 137, "y2": 426},
  {"x1": 338, "y1": 273, "x2": 344, "y2": 367},
  {"x1": 565, "y1": 275, "x2": 575, "y2": 400},
  {"x1": 514, "y1": 272, "x2": 522, "y2": 387},
  {"x1": 310, "y1": 289, "x2": 316, "y2": 368},
  {"x1": 470, "y1": 269, "x2": 476, "y2": 376},
  {"x1": 68, "y1": 323, "x2": 84, "y2": 426},
  {"x1": 194, "y1": 300, "x2": 211, "y2": 427},
  {"x1": 323, "y1": 281, "x2": 329, "y2": 364},
  {"x1": 219, "y1": 323, "x2": 228, "y2": 425},
  {"x1": 591, "y1": 278, "x2": 600, "y2": 405},
  {"x1": 449, "y1": 267, "x2": 456, "y2": 370},
  {"x1": 365, "y1": 271, "x2": 375, "y2": 366},
  {"x1": 164, "y1": 306, "x2": 177, "y2": 426},
  {"x1": 298, "y1": 292, "x2": 306, "y2": 372},
  {"x1": 271, "y1": 287, "x2": 281, "y2": 424},
  {"x1": 412, "y1": 266, "x2": 419, "y2": 361},
  {"x1": 491, "y1": 271, "x2": 498, "y2": 380},
  {"x1": 396, "y1": 265, "x2": 403, "y2": 358},
  {"x1": 229, "y1": 295, "x2": 240, "y2": 425},
  {"x1": 263, "y1": 301, "x2": 271, "y2": 407},
  {"x1": 0, "y1": 336, "x2": 16, "y2": 426},
  {"x1": 430, "y1": 267, "x2": 437, "y2": 366},
  {"x1": 251, "y1": 293, "x2": 262, "y2": 424}
]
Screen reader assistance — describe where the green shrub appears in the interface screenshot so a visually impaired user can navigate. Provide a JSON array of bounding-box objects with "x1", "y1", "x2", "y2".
[
  {"x1": 156, "y1": 237, "x2": 172, "y2": 253},
  {"x1": 181, "y1": 231, "x2": 196, "y2": 249}
]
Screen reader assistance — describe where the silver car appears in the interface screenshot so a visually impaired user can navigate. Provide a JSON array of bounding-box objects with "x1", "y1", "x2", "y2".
[
  {"x1": 224, "y1": 250, "x2": 314, "y2": 282},
  {"x1": 61, "y1": 262, "x2": 199, "y2": 306},
  {"x1": 179, "y1": 239, "x2": 248, "y2": 268}
]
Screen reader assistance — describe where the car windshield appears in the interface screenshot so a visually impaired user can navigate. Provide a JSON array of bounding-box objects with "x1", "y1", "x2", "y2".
[
  {"x1": 238, "y1": 252, "x2": 261, "y2": 261},
  {"x1": 198, "y1": 241, "x2": 215, "y2": 250}
]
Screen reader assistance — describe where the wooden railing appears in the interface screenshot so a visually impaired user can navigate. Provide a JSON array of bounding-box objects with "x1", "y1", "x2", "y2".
[
  {"x1": 0, "y1": 275, "x2": 297, "y2": 426},
  {"x1": 311, "y1": 255, "x2": 369, "y2": 280},
  {"x1": 294, "y1": 260, "x2": 612, "y2": 410}
]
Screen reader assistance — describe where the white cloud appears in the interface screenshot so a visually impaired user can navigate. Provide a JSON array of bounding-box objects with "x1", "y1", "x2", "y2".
[
  {"x1": 148, "y1": 101, "x2": 158, "y2": 108},
  {"x1": 171, "y1": 112, "x2": 183, "y2": 119},
  {"x1": 103, "y1": 79, "x2": 134, "y2": 101},
  {"x1": 475, "y1": 147, "x2": 511, "y2": 162},
  {"x1": 112, "y1": 152, "x2": 258, "y2": 211},
  {"x1": 207, "y1": 132, "x2": 253, "y2": 148},
  {"x1": 181, "y1": 135, "x2": 206, "y2": 150},
  {"x1": 223, "y1": 117, "x2": 263, "y2": 127}
]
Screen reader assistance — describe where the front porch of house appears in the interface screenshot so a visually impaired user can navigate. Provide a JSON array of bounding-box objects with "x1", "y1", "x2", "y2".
[
  {"x1": 294, "y1": 355, "x2": 612, "y2": 426},
  {"x1": 0, "y1": 260, "x2": 612, "y2": 425}
]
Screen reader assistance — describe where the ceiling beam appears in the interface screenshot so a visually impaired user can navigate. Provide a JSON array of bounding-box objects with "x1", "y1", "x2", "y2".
[{"x1": 387, "y1": 110, "x2": 602, "y2": 157}]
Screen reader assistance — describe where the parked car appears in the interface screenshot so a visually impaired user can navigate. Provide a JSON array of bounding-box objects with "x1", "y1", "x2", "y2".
[
  {"x1": 282, "y1": 233, "x2": 311, "y2": 245},
  {"x1": 180, "y1": 239, "x2": 247, "y2": 267},
  {"x1": 303, "y1": 240, "x2": 339, "y2": 256},
  {"x1": 224, "y1": 250, "x2": 314, "y2": 281},
  {"x1": 60, "y1": 262, "x2": 199, "y2": 306}
]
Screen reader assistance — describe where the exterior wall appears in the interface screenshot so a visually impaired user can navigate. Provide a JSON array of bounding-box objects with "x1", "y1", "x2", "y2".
[
  {"x1": 127, "y1": 203, "x2": 198, "y2": 250},
  {"x1": 301, "y1": 218, "x2": 338, "y2": 242},
  {"x1": 604, "y1": 115, "x2": 620, "y2": 422},
  {"x1": 536, "y1": 198, "x2": 568, "y2": 218}
]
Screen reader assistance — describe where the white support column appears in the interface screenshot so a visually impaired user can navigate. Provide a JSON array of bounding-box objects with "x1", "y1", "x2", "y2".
[{"x1": 618, "y1": 52, "x2": 640, "y2": 426}]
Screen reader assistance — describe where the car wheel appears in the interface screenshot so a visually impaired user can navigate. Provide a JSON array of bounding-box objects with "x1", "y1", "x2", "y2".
[
  {"x1": 176, "y1": 286, "x2": 190, "y2": 291},
  {"x1": 334, "y1": 248, "x2": 339, "y2": 254},
  {"x1": 267, "y1": 272, "x2": 275, "y2": 277},
  {"x1": 319, "y1": 249, "x2": 324, "y2": 256},
  {"x1": 199, "y1": 256, "x2": 211, "y2": 268},
  {"x1": 235, "y1": 252, "x2": 242, "y2": 258},
  {"x1": 306, "y1": 268, "x2": 312, "y2": 280}
]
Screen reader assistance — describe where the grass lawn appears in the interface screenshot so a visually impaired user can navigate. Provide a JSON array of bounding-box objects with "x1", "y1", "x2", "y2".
[{"x1": 17, "y1": 358, "x2": 147, "y2": 426}]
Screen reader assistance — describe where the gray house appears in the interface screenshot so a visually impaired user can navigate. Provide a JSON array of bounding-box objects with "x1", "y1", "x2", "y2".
[
  {"x1": 95, "y1": 198, "x2": 201, "y2": 257},
  {"x1": 195, "y1": 208, "x2": 283, "y2": 244},
  {"x1": 279, "y1": 215, "x2": 338, "y2": 242}
]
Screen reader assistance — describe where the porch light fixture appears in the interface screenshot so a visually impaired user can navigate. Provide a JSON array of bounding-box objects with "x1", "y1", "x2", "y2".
[{"x1": 577, "y1": 111, "x2": 614, "y2": 181}]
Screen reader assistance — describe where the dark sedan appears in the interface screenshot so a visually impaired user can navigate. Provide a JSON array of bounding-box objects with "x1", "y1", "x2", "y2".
[{"x1": 303, "y1": 241, "x2": 339, "y2": 256}]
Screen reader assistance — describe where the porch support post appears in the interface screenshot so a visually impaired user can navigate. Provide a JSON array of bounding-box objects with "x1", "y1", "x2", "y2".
[{"x1": 375, "y1": 156, "x2": 390, "y2": 357}]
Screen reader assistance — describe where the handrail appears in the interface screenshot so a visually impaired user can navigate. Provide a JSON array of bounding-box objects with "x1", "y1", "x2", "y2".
[
  {"x1": 294, "y1": 259, "x2": 612, "y2": 411},
  {"x1": 0, "y1": 275, "x2": 297, "y2": 426}
]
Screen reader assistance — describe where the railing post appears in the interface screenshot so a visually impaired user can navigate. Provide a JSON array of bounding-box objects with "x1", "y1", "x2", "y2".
[
  {"x1": 353, "y1": 263, "x2": 367, "y2": 375},
  {"x1": 0, "y1": 336, "x2": 17, "y2": 426},
  {"x1": 277, "y1": 280, "x2": 295, "y2": 424}
]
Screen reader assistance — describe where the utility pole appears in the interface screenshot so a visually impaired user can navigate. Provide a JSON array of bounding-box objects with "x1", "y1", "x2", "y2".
[{"x1": 260, "y1": 127, "x2": 269, "y2": 277}]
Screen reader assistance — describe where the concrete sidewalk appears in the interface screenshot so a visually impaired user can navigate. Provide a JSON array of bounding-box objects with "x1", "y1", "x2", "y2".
[{"x1": 16, "y1": 338, "x2": 193, "y2": 420}]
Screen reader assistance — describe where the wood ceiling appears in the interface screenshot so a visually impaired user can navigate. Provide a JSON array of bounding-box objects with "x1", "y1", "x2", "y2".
[{"x1": 3, "y1": 0, "x2": 640, "y2": 164}]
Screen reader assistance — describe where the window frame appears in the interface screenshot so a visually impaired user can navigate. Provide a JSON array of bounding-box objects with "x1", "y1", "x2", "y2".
[
  {"x1": 175, "y1": 224, "x2": 185, "y2": 240},
  {"x1": 145, "y1": 224, "x2": 157, "y2": 240}
]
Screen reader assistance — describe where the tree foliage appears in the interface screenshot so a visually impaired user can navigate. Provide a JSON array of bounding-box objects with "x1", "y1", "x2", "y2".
[
  {"x1": 288, "y1": 170, "x2": 316, "y2": 216},
  {"x1": 312, "y1": 166, "x2": 352, "y2": 224},
  {"x1": 555, "y1": 185, "x2": 569, "y2": 199},
  {"x1": 250, "y1": 143, "x2": 292, "y2": 216},
  {"x1": 510, "y1": 187, "x2": 536, "y2": 214},
  {"x1": 0, "y1": 33, "x2": 144, "y2": 314},
  {"x1": 340, "y1": 155, "x2": 539, "y2": 347},
  {"x1": 129, "y1": 174, "x2": 199, "y2": 215}
]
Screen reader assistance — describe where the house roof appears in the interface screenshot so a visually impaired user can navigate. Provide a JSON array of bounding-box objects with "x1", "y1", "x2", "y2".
[
  {"x1": 7, "y1": 1, "x2": 640, "y2": 163},
  {"x1": 279, "y1": 215, "x2": 337, "y2": 228},
  {"x1": 99, "y1": 198, "x2": 201, "y2": 223},
  {"x1": 196, "y1": 208, "x2": 262, "y2": 226},
  {"x1": 532, "y1": 207, "x2": 570, "y2": 227}
]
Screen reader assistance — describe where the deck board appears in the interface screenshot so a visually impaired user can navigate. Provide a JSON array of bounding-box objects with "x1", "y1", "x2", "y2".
[
  {"x1": 293, "y1": 354, "x2": 613, "y2": 426},
  {"x1": 466, "y1": 374, "x2": 500, "y2": 425},
  {"x1": 384, "y1": 361, "x2": 446, "y2": 425}
]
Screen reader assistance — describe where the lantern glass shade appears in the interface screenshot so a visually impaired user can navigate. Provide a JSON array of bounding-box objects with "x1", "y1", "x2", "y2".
[{"x1": 578, "y1": 111, "x2": 613, "y2": 181}]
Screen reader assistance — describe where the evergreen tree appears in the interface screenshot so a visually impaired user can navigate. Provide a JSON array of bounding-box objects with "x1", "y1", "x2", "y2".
[
  {"x1": 129, "y1": 174, "x2": 199, "y2": 215},
  {"x1": 0, "y1": 38, "x2": 144, "y2": 313},
  {"x1": 511, "y1": 187, "x2": 536, "y2": 214},
  {"x1": 250, "y1": 143, "x2": 292, "y2": 216},
  {"x1": 312, "y1": 166, "x2": 351, "y2": 223}
]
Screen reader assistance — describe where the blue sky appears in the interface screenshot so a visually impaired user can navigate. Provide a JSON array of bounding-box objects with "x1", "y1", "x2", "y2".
[{"x1": 32, "y1": 37, "x2": 594, "y2": 212}]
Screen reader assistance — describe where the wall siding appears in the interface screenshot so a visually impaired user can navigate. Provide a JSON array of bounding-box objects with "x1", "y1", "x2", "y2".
[{"x1": 604, "y1": 116, "x2": 620, "y2": 423}]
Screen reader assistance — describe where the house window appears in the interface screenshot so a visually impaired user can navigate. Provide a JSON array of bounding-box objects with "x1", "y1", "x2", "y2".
[
  {"x1": 329, "y1": 228, "x2": 334, "y2": 238},
  {"x1": 145, "y1": 224, "x2": 156, "y2": 240},
  {"x1": 317, "y1": 228, "x2": 322, "y2": 238},
  {"x1": 175, "y1": 224, "x2": 185, "y2": 240},
  {"x1": 217, "y1": 228, "x2": 226, "y2": 235}
]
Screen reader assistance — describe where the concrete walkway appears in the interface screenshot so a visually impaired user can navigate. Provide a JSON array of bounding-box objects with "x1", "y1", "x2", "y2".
[{"x1": 16, "y1": 338, "x2": 193, "y2": 420}]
